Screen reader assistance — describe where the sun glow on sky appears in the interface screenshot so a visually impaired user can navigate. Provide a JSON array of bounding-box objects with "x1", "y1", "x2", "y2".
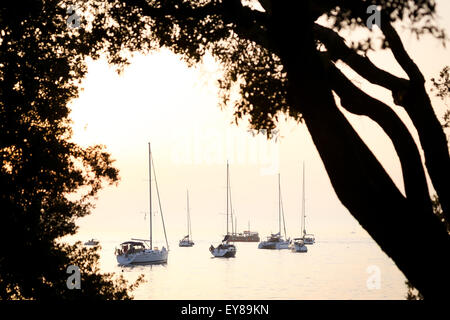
[
  {"x1": 67, "y1": 2, "x2": 450, "y2": 248},
  {"x1": 68, "y1": 48, "x2": 362, "y2": 242}
]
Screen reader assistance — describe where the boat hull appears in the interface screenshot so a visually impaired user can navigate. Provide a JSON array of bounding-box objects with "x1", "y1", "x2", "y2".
[
  {"x1": 210, "y1": 245, "x2": 236, "y2": 258},
  {"x1": 258, "y1": 241, "x2": 276, "y2": 249},
  {"x1": 290, "y1": 242, "x2": 308, "y2": 252},
  {"x1": 275, "y1": 241, "x2": 290, "y2": 249},
  {"x1": 258, "y1": 240, "x2": 290, "y2": 250},
  {"x1": 116, "y1": 248, "x2": 168, "y2": 265},
  {"x1": 179, "y1": 241, "x2": 194, "y2": 247},
  {"x1": 84, "y1": 241, "x2": 99, "y2": 246},
  {"x1": 228, "y1": 234, "x2": 260, "y2": 242}
]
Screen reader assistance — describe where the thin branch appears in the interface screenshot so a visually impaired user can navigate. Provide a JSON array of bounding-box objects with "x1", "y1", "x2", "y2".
[
  {"x1": 324, "y1": 58, "x2": 432, "y2": 214},
  {"x1": 379, "y1": 12, "x2": 425, "y2": 83}
]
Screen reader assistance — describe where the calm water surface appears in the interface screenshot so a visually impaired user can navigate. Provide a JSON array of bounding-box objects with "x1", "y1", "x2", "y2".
[{"x1": 93, "y1": 236, "x2": 407, "y2": 299}]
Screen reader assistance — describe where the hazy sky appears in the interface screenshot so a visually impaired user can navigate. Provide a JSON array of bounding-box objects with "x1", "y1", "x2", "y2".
[{"x1": 67, "y1": 1, "x2": 450, "y2": 246}]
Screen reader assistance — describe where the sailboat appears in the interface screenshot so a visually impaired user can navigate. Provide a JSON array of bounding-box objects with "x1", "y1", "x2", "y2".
[
  {"x1": 258, "y1": 173, "x2": 290, "y2": 250},
  {"x1": 290, "y1": 163, "x2": 308, "y2": 253},
  {"x1": 228, "y1": 183, "x2": 259, "y2": 242},
  {"x1": 179, "y1": 190, "x2": 194, "y2": 247},
  {"x1": 115, "y1": 143, "x2": 169, "y2": 265},
  {"x1": 301, "y1": 164, "x2": 315, "y2": 245},
  {"x1": 228, "y1": 220, "x2": 260, "y2": 242},
  {"x1": 209, "y1": 161, "x2": 236, "y2": 258},
  {"x1": 84, "y1": 238, "x2": 99, "y2": 246}
]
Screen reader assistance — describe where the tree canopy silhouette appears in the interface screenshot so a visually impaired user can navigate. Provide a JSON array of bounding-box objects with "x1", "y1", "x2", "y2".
[
  {"x1": 2, "y1": 0, "x2": 449, "y2": 299},
  {"x1": 0, "y1": 0, "x2": 144, "y2": 299},
  {"x1": 82, "y1": 0, "x2": 448, "y2": 298}
]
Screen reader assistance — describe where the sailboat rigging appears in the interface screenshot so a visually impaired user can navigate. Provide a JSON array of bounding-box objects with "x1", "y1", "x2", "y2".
[
  {"x1": 290, "y1": 163, "x2": 308, "y2": 252},
  {"x1": 179, "y1": 189, "x2": 194, "y2": 247},
  {"x1": 115, "y1": 142, "x2": 169, "y2": 265},
  {"x1": 301, "y1": 163, "x2": 315, "y2": 245},
  {"x1": 209, "y1": 161, "x2": 237, "y2": 258},
  {"x1": 258, "y1": 173, "x2": 290, "y2": 250},
  {"x1": 227, "y1": 176, "x2": 260, "y2": 242}
]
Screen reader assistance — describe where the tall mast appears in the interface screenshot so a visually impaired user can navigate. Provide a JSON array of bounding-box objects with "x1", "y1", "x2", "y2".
[
  {"x1": 281, "y1": 193, "x2": 287, "y2": 239},
  {"x1": 230, "y1": 192, "x2": 233, "y2": 235},
  {"x1": 187, "y1": 189, "x2": 190, "y2": 240},
  {"x1": 188, "y1": 190, "x2": 192, "y2": 241},
  {"x1": 151, "y1": 155, "x2": 169, "y2": 250},
  {"x1": 148, "y1": 142, "x2": 152, "y2": 250},
  {"x1": 302, "y1": 162, "x2": 306, "y2": 237},
  {"x1": 226, "y1": 160, "x2": 229, "y2": 235},
  {"x1": 229, "y1": 170, "x2": 234, "y2": 235},
  {"x1": 278, "y1": 173, "x2": 281, "y2": 235}
]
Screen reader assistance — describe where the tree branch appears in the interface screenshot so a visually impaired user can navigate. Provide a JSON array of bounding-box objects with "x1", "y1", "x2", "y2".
[
  {"x1": 123, "y1": 0, "x2": 271, "y2": 50},
  {"x1": 313, "y1": 23, "x2": 409, "y2": 92},
  {"x1": 324, "y1": 58, "x2": 432, "y2": 215},
  {"x1": 313, "y1": 17, "x2": 450, "y2": 222},
  {"x1": 379, "y1": 12, "x2": 425, "y2": 83}
]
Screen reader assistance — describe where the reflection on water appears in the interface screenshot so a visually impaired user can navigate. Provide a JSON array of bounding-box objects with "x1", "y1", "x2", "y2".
[
  {"x1": 120, "y1": 262, "x2": 168, "y2": 267},
  {"x1": 95, "y1": 237, "x2": 407, "y2": 300}
]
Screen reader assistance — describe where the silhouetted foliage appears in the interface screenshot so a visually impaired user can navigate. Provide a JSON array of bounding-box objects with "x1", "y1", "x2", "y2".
[
  {"x1": 2, "y1": 0, "x2": 450, "y2": 300},
  {"x1": 406, "y1": 281, "x2": 424, "y2": 300},
  {"x1": 87, "y1": 0, "x2": 449, "y2": 299},
  {"x1": 431, "y1": 194, "x2": 449, "y2": 233},
  {"x1": 431, "y1": 66, "x2": 450, "y2": 130},
  {"x1": 431, "y1": 66, "x2": 450, "y2": 100},
  {"x1": 0, "y1": 1, "x2": 144, "y2": 299}
]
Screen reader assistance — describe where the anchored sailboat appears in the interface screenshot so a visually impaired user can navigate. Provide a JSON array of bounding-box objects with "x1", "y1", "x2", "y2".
[
  {"x1": 84, "y1": 238, "x2": 99, "y2": 246},
  {"x1": 209, "y1": 161, "x2": 236, "y2": 258},
  {"x1": 228, "y1": 220, "x2": 260, "y2": 242},
  {"x1": 301, "y1": 164, "x2": 315, "y2": 245},
  {"x1": 290, "y1": 163, "x2": 308, "y2": 253},
  {"x1": 179, "y1": 189, "x2": 194, "y2": 247},
  {"x1": 258, "y1": 173, "x2": 290, "y2": 250},
  {"x1": 228, "y1": 181, "x2": 259, "y2": 242},
  {"x1": 115, "y1": 143, "x2": 169, "y2": 265}
]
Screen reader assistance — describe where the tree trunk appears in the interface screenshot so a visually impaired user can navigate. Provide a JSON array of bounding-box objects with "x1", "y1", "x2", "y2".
[
  {"x1": 326, "y1": 62, "x2": 432, "y2": 216},
  {"x1": 270, "y1": 1, "x2": 450, "y2": 299},
  {"x1": 400, "y1": 84, "x2": 450, "y2": 221}
]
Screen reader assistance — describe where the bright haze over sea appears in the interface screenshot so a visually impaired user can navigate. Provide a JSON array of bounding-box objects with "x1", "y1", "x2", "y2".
[
  {"x1": 80, "y1": 238, "x2": 404, "y2": 300},
  {"x1": 65, "y1": 0, "x2": 450, "y2": 299}
]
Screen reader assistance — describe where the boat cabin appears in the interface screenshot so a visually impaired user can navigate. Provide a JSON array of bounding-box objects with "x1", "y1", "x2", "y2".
[
  {"x1": 180, "y1": 235, "x2": 190, "y2": 242},
  {"x1": 304, "y1": 234, "x2": 315, "y2": 241},
  {"x1": 116, "y1": 241, "x2": 146, "y2": 255},
  {"x1": 267, "y1": 233, "x2": 282, "y2": 242},
  {"x1": 84, "y1": 238, "x2": 99, "y2": 245}
]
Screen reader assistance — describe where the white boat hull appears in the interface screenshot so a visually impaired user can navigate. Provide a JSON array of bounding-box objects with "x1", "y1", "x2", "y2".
[
  {"x1": 304, "y1": 238, "x2": 315, "y2": 245},
  {"x1": 275, "y1": 241, "x2": 290, "y2": 249},
  {"x1": 179, "y1": 240, "x2": 194, "y2": 247},
  {"x1": 258, "y1": 240, "x2": 290, "y2": 250},
  {"x1": 116, "y1": 248, "x2": 168, "y2": 265},
  {"x1": 290, "y1": 242, "x2": 308, "y2": 252},
  {"x1": 258, "y1": 241, "x2": 276, "y2": 249},
  {"x1": 210, "y1": 245, "x2": 236, "y2": 257}
]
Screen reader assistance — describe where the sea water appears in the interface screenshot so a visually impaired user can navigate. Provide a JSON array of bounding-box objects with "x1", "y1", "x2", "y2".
[{"x1": 88, "y1": 236, "x2": 407, "y2": 299}]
